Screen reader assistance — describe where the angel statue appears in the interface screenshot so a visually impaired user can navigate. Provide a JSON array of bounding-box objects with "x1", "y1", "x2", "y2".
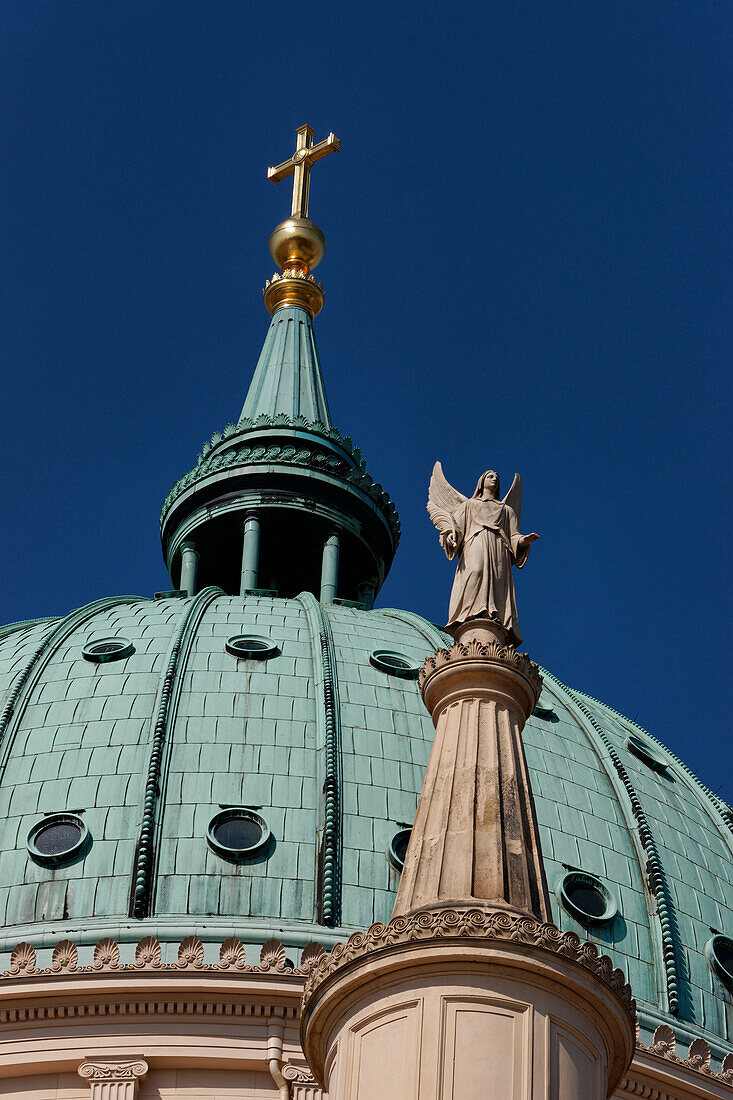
[{"x1": 427, "y1": 463, "x2": 539, "y2": 646}]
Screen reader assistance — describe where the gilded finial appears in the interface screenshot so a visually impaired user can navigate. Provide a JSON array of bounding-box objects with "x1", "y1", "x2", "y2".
[{"x1": 264, "y1": 124, "x2": 340, "y2": 319}]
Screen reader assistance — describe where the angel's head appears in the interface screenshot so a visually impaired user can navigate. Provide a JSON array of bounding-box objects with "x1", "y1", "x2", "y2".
[{"x1": 474, "y1": 470, "x2": 500, "y2": 500}]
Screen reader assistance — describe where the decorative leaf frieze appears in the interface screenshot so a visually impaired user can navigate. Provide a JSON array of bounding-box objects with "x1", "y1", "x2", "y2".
[
  {"x1": 0, "y1": 935, "x2": 324, "y2": 980},
  {"x1": 177, "y1": 936, "x2": 205, "y2": 969},
  {"x1": 217, "y1": 937, "x2": 247, "y2": 970},
  {"x1": 159, "y1": 414, "x2": 401, "y2": 543},
  {"x1": 419, "y1": 639, "x2": 543, "y2": 695},
  {"x1": 6, "y1": 942, "x2": 38, "y2": 976},
  {"x1": 47, "y1": 939, "x2": 79, "y2": 973}
]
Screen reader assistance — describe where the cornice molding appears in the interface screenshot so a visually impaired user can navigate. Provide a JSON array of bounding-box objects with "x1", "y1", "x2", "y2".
[
  {"x1": 159, "y1": 414, "x2": 400, "y2": 543},
  {"x1": 301, "y1": 907, "x2": 635, "y2": 1016}
]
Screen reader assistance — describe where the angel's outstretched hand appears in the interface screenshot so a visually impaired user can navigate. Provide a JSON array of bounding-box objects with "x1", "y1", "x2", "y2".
[{"x1": 518, "y1": 533, "x2": 540, "y2": 551}]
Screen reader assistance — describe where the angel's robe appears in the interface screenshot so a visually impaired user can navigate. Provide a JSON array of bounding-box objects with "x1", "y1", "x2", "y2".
[{"x1": 442, "y1": 496, "x2": 529, "y2": 644}]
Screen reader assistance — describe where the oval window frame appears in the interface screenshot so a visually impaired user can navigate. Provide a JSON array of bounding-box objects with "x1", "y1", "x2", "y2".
[
  {"x1": 370, "y1": 650, "x2": 422, "y2": 679},
  {"x1": 82, "y1": 636, "x2": 134, "y2": 664},
  {"x1": 27, "y1": 813, "x2": 90, "y2": 867},
  {"x1": 627, "y1": 734, "x2": 668, "y2": 773},
  {"x1": 225, "y1": 635, "x2": 278, "y2": 660},
  {"x1": 556, "y1": 870, "x2": 617, "y2": 924},
  {"x1": 206, "y1": 807, "x2": 271, "y2": 861},
  {"x1": 387, "y1": 828, "x2": 412, "y2": 871},
  {"x1": 704, "y1": 934, "x2": 733, "y2": 990}
]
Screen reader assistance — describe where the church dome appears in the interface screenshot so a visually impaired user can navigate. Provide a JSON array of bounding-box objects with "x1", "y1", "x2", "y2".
[
  {"x1": 0, "y1": 594, "x2": 731, "y2": 1063},
  {"x1": 1, "y1": 125, "x2": 731, "y2": 1086}
]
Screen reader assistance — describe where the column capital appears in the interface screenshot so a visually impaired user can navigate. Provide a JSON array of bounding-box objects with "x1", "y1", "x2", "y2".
[
  {"x1": 78, "y1": 1057, "x2": 148, "y2": 1097},
  {"x1": 420, "y1": 622, "x2": 542, "y2": 726},
  {"x1": 179, "y1": 540, "x2": 199, "y2": 555}
]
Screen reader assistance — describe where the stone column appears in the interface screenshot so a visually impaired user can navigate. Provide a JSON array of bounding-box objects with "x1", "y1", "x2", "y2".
[
  {"x1": 393, "y1": 618, "x2": 550, "y2": 920},
  {"x1": 179, "y1": 541, "x2": 199, "y2": 597},
  {"x1": 301, "y1": 619, "x2": 636, "y2": 1100},
  {"x1": 319, "y1": 531, "x2": 340, "y2": 604},
  {"x1": 240, "y1": 513, "x2": 261, "y2": 594},
  {"x1": 78, "y1": 1058, "x2": 148, "y2": 1100}
]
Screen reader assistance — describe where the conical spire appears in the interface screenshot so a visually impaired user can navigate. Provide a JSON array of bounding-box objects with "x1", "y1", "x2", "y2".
[
  {"x1": 160, "y1": 126, "x2": 399, "y2": 603},
  {"x1": 240, "y1": 305, "x2": 332, "y2": 426}
]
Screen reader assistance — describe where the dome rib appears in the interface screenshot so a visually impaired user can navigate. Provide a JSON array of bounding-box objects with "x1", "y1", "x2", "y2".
[
  {"x1": 577, "y1": 690, "x2": 733, "y2": 841},
  {"x1": 0, "y1": 616, "x2": 59, "y2": 645},
  {"x1": 297, "y1": 593, "x2": 342, "y2": 927},
  {"x1": 0, "y1": 597, "x2": 141, "y2": 785},
  {"x1": 130, "y1": 587, "x2": 223, "y2": 919},
  {"x1": 543, "y1": 670, "x2": 682, "y2": 1019}
]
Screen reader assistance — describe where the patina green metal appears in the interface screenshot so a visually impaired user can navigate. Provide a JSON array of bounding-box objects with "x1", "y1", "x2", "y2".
[
  {"x1": 543, "y1": 670, "x2": 681, "y2": 1017},
  {"x1": 298, "y1": 593, "x2": 342, "y2": 927},
  {"x1": 0, "y1": 593, "x2": 731, "y2": 1059},
  {"x1": 159, "y1": 414, "x2": 400, "y2": 546},
  {"x1": 240, "y1": 305, "x2": 332, "y2": 426},
  {"x1": 130, "y1": 587, "x2": 222, "y2": 918},
  {"x1": 0, "y1": 596, "x2": 140, "y2": 782}
]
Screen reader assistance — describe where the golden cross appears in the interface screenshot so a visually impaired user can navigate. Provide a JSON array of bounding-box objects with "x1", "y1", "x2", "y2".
[{"x1": 268, "y1": 124, "x2": 340, "y2": 219}]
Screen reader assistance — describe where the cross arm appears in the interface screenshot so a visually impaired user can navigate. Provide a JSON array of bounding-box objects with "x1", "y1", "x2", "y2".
[
  {"x1": 305, "y1": 133, "x2": 341, "y2": 164},
  {"x1": 268, "y1": 160, "x2": 296, "y2": 184}
]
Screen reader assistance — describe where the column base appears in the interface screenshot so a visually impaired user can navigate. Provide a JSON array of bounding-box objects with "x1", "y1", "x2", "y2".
[{"x1": 301, "y1": 907, "x2": 635, "y2": 1100}]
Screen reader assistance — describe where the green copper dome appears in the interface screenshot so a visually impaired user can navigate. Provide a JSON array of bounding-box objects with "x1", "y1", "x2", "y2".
[{"x1": 0, "y1": 594, "x2": 731, "y2": 1066}]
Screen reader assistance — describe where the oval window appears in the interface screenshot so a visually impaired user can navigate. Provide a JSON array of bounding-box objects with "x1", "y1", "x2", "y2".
[
  {"x1": 370, "y1": 651, "x2": 421, "y2": 678},
  {"x1": 705, "y1": 934, "x2": 733, "y2": 989},
  {"x1": 207, "y1": 808, "x2": 271, "y2": 860},
  {"x1": 627, "y1": 734, "x2": 668, "y2": 773},
  {"x1": 387, "y1": 828, "x2": 412, "y2": 871},
  {"x1": 557, "y1": 871, "x2": 617, "y2": 923},
  {"x1": 225, "y1": 635, "x2": 278, "y2": 659},
  {"x1": 83, "y1": 637, "x2": 134, "y2": 663},
  {"x1": 28, "y1": 814, "x2": 90, "y2": 866}
]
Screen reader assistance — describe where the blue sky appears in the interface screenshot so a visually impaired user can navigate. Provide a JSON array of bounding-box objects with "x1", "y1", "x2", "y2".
[{"x1": 1, "y1": 2, "x2": 731, "y2": 800}]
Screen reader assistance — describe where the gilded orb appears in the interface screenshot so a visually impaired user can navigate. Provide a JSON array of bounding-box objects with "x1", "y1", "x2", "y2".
[{"x1": 268, "y1": 217, "x2": 327, "y2": 275}]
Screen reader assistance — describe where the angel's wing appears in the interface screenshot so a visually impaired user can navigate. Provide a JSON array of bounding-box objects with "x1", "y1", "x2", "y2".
[
  {"x1": 427, "y1": 461, "x2": 467, "y2": 533},
  {"x1": 502, "y1": 473, "x2": 522, "y2": 524}
]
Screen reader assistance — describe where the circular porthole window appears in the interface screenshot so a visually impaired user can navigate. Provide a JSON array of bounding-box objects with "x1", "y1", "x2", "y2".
[
  {"x1": 627, "y1": 734, "x2": 668, "y2": 773},
  {"x1": 82, "y1": 637, "x2": 134, "y2": 663},
  {"x1": 705, "y1": 935, "x2": 733, "y2": 989},
  {"x1": 370, "y1": 651, "x2": 421, "y2": 679},
  {"x1": 557, "y1": 871, "x2": 617, "y2": 924},
  {"x1": 207, "y1": 808, "x2": 271, "y2": 860},
  {"x1": 225, "y1": 635, "x2": 278, "y2": 659},
  {"x1": 387, "y1": 828, "x2": 412, "y2": 871},
  {"x1": 27, "y1": 814, "x2": 90, "y2": 867},
  {"x1": 533, "y1": 704, "x2": 555, "y2": 719}
]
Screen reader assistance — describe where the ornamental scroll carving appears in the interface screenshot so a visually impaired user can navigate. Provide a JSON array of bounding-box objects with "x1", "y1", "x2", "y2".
[
  {"x1": 78, "y1": 1058, "x2": 148, "y2": 1099},
  {"x1": 78, "y1": 1059, "x2": 148, "y2": 1081},
  {"x1": 302, "y1": 907, "x2": 635, "y2": 1016}
]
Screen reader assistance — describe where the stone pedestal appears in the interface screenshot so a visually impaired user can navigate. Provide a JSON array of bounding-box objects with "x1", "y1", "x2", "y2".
[
  {"x1": 300, "y1": 622, "x2": 636, "y2": 1098},
  {"x1": 300, "y1": 910, "x2": 636, "y2": 1100}
]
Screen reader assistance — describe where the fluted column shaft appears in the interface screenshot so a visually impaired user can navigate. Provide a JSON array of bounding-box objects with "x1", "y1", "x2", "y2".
[{"x1": 394, "y1": 619, "x2": 550, "y2": 921}]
